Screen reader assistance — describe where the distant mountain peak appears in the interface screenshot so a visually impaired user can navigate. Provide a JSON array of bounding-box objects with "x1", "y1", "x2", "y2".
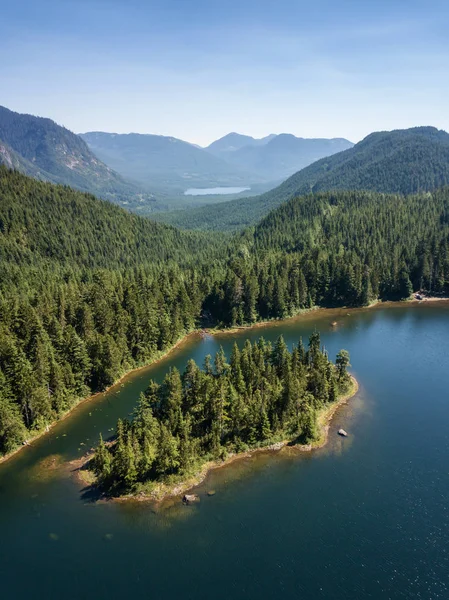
[
  {"x1": 80, "y1": 130, "x2": 265, "y2": 190},
  {"x1": 205, "y1": 131, "x2": 353, "y2": 180},
  {"x1": 0, "y1": 105, "x2": 153, "y2": 208}
]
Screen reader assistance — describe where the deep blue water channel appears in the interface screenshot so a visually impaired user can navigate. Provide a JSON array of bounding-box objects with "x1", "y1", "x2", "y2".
[{"x1": 1, "y1": 303, "x2": 448, "y2": 600}]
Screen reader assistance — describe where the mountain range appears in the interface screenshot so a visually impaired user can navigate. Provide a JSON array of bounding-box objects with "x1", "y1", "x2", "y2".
[
  {"x1": 0, "y1": 105, "x2": 159, "y2": 210},
  {"x1": 0, "y1": 105, "x2": 354, "y2": 210},
  {"x1": 205, "y1": 132, "x2": 353, "y2": 180},
  {"x1": 153, "y1": 126, "x2": 449, "y2": 231},
  {"x1": 80, "y1": 130, "x2": 353, "y2": 191},
  {"x1": 2, "y1": 105, "x2": 449, "y2": 236},
  {"x1": 79, "y1": 131, "x2": 263, "y2": 192}
]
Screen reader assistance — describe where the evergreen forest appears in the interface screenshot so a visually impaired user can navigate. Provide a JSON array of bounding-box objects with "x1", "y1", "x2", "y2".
[
  {"x1": 154, "y1": 126, "x2": 449, "y2": 231},
  {"x1": 91, "y1": 334, "x2": 352, "y2": 493},
  {"x1": 1, "y1": 166, "x2": 449, "y2": 457}
]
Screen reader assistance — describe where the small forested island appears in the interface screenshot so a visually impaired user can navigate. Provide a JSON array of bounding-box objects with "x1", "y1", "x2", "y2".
[{"x1": 88, "y1": 333, "x2": 354, "y2": 499}]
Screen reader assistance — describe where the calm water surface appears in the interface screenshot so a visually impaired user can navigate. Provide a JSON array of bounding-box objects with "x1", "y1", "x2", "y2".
[
  {"x1": 184, "y1": 186, "x2": 251, "y2": 195},
  {"x1": 1, "y1": 303, "x2": 449, "y2": 600}
]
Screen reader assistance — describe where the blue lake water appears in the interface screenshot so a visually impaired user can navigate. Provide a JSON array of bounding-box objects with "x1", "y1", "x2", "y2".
[
  {"x1": 184, "y1": 186, "x2": 251, "y2": 196},
  {"x1": 1, "y1": 302, "x2": 448, "y2": 599}
]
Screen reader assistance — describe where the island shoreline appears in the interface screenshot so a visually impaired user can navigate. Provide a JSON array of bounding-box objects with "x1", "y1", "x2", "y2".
[
  {"x1": 74, "y1": 376, "x2": 359, "y2": 504},
  {"x1": 1, "y1": 296, "x2": 447, "y2": 466}
]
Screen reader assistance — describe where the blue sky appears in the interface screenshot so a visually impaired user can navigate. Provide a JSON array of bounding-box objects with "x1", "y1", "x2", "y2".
[{"x1": 1, "y1": 0, "x2": 448, "y2": 145}]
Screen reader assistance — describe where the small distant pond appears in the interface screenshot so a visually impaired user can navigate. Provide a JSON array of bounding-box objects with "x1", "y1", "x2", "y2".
[{"x1": 184, "y1": 186, "x2": 251, "y2": 196}]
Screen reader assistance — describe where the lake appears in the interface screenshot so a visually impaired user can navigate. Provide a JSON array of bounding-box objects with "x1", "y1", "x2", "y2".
[
  {"x1": 184, "y1": 186, "x2": 251, "y2": 196},
  {"x1": 1, "y1": 302, "x2": 448, "y2": 600}
]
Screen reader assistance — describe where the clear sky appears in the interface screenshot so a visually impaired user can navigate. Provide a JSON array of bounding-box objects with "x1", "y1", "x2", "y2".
[{"x1": 1, "y1": 0, "x2": 448, "y2": 145}]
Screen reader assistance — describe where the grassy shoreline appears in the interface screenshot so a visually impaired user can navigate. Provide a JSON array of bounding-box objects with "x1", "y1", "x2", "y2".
[
  {"x1": 2, "y1": 296, "x2": 448, "y2": 466},
  {"x1": 75, "y1": 376, "x2": 358, "y2": 504}
]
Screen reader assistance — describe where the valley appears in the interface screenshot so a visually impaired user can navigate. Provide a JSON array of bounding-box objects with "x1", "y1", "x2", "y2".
[
  {"x1": 3, "y1": 3, "x2": 449, "y2": 599},
  {"x1": 1, "y1": 112, "x2": 449, "y2": 600}
]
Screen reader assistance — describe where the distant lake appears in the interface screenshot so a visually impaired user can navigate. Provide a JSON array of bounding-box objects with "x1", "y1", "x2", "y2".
[{"x1": 184, "y1": 186, "x2": 251, "y2": 196}]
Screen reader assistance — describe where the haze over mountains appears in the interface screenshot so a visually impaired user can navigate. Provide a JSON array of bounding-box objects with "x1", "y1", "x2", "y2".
[
  {"x1": 3, "y1": 105, "x2": 449, "y2": 240},
  {"x1": 154, "y1": 126, "x2": 449, "y2": 231},
  {"x1": 0, "y1": 105, "x2": 158, "y2": 210},
  {"x1": 79, "y1": 131, "x2": 265, "y2": 193},
  {"x1": 205, "y1": 132, "x2": 353, "y2": 180},
  {"x1": 0, "y1": 105, "x2": 355, "y2": 213},
  {"x1": 206, "y1": 132, "x2": 278, "y2": 155},
  {"x1": 80, "y1": 130, "x2": 353, "y2": 192}
]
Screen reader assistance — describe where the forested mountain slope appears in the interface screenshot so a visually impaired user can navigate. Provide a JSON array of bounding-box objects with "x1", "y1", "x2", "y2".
[
  {"x1": 80, "y1": 131, "x2": 264, "y2": 191},
  {"x1": 0, "y1": 106, "x2": 158, "y2": 210},
  {"x1": 155, "y1": 126, "x2": 449, "y2": 231},
  {"x1": 0, "y1": 168, "x2": 228, "y2": 455},
  {"x1": 252, "y1": 188, "x2": 449, "y2": 268},
  {"x1": 1, "y1": 169, "x2": 449, "y2": 456},
  {"x1": 0, "y1": 167, "x2": 225, "y2": 271},
  {"x1": 261, "y1": 126, "x2": 449, "y2": 198}
]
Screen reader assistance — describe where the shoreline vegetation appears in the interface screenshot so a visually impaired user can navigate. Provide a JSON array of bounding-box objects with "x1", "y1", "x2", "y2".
[
  {"x1": 0, "y1": 331, "x2": 197, "y2": 466},
  {"x1": 1, "y1": 296, "x2": 448, "y2": 467},
  {"x1": 76, "y1": 375, "x2": 358, "y2": 504},
  {"x1": 3, "y1": 168, "x2": 449, "y2": 468},
  {"x1": 80, "y1": 332, "x2": 355, "y2": 503}
]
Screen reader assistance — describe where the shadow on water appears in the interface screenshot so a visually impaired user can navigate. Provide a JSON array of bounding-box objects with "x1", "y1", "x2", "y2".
[{"x1": 79, "y1": 484, "x2": 103, "y2": 503}]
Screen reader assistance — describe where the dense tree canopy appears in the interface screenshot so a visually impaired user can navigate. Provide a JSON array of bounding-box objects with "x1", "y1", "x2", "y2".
[
  {"x1": 1, "y1": 168, "x2": 449, "y2": 456},
  {"x1": 92, "y1": 334, "x2": 352, "y2": 493}
]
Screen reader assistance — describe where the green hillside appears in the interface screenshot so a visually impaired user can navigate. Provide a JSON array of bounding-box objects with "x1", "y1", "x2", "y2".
[
  {"x1": 1, "y1": 168, "x2": 449, "y2": 455},
  {"x1": 266, "y1": 126, "x2": 449, "y2": 197},
  {"x1": 0, "y1": 167, "x2": 224, "y2": 271},
  {"x1": 0, "y1": 106, "x2": 159, "y2": 210},
  {"x1": 155, "y1": 126, "x2": 449, "y2": 231}
]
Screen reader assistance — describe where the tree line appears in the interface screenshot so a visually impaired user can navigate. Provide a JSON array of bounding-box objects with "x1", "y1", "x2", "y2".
[
  {"x1": 92, "y1": 334, "x2": 352, "y2": 493},
  {"x1": 153, "y1": 126, "x2": 449, "y2": 232},
  {"x1": 1, "y1": 168, "x2": 449, "y2": 455}
]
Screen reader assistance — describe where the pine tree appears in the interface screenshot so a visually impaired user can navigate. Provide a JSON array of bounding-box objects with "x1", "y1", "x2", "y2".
[
  {"x1": 336, "y1": 350, "x2": 351, "y2": 382},
  {"x1": 93, "y1": 433, "x2": 112, "y2": 482},
  {"x1": 155, "y1": 424, "x2": 180, "y2": 476},
  {"x1": 259, "y1": 408, "x2": 271, "y2": 441},
  {"x1": 301, "y1": 406, "x2": 318, "y2": 443}
]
